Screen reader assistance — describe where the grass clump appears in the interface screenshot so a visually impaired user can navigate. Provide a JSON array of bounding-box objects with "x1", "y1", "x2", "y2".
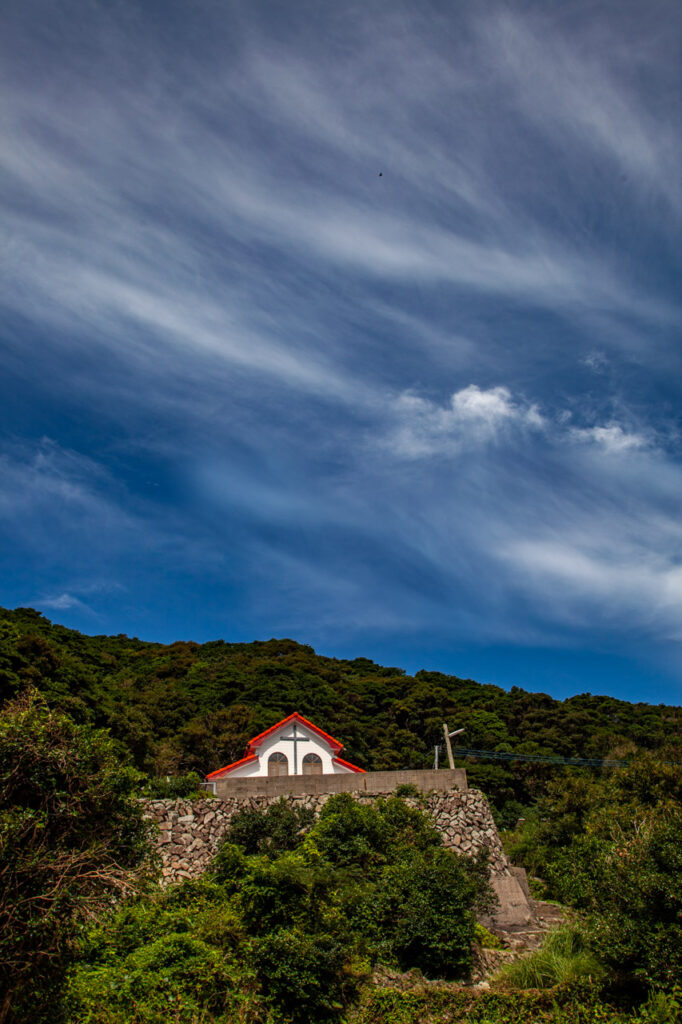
[{"x1": 496, "y1": 926, "x2": 604, "y2": 990}]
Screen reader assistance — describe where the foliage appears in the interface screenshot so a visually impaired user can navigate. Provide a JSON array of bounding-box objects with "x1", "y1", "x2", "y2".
[
  {"x1": 311, "y1": 792, "x2": 441, "y2": 867},
  {"x1": 64, "y1": 794, "x2": 489, "y2": 1024},
  {"x1": 1, "y1": 605, "x2": 677, "y2": 822},
  {"x1": 0, "y1": 690, "x2": 155, "y2": 1022},
  {"x1": 223, "y1": 798, "x2": 315, "y2": 856},
  {"x1": 351, "y1": 982, "x2": 649, "y2": 1023},
  {"x1": 506, "y1": 757, "x2": 682, "y2": 996},
  {"x1": 474, "y1": 922, "x2": 505, "y2": 949},
  {"x1": 143, "y1": 771, "x2": 207, "y2": 799},
  {"x1": 63, "y1": 878, "x2": 262, "y2": 1024},
  {"x1": 551, "y1": 805, "x2": 682, "y2": 993},
  {"x1": 637, "y1": 987, "x2": 681, "y2": 1024},
  {"x1": 393, "y1": 783, "x2": 421, "y2": 798},
  {"x1": 496, "y1": 926, "x2": 604, "y2": 990},
  {"x1": 369, "y1": 846, "x2": 495, "y2": 977},
  {"x1": 250, "y1": 928, "x2": 358, "y2": 1024}
]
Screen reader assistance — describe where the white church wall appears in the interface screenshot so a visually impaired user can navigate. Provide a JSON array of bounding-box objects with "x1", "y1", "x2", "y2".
[{"x1": 219, "y1": 719, "x2": 350, "y2": 778}]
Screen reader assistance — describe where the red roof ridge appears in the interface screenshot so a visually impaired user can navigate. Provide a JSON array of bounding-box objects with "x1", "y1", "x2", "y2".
[
  {"x1": 246, "y1": 712, "x2": 344, "y2": 753},
  {"x1": 206, "y1": 753, "x2": 258, "y2": 780},
  {"x1": 332, "y1": 756, "x2": 365, "y2": 774}
]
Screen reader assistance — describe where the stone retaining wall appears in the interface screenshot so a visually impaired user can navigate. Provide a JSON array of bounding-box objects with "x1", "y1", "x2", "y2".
[{"x1": 142, "y1": 788, "x2": 532, "y2": 927}]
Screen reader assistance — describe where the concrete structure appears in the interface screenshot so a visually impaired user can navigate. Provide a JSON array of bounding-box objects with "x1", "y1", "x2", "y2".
[
  {"x1": 211, "y1": 766, "x2": 468, "y2": 800},
  {"x1": 206, "y1": 713, "x2": 364, "y2": 784}
]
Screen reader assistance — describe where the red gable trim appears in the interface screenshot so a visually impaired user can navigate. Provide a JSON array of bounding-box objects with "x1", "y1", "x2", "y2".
[
  {"x1": 205, "y1": 714, "x2": 361, "y2": 782},
  {"x1": 246, "y1": 712, "x2": 344, "y2": 754},
  {"x1": 206, "y1": 753, "x2": 258, "y2": 780},
  {"x1": 332, "y1": 756, "x2": 365, "y2": 774}
]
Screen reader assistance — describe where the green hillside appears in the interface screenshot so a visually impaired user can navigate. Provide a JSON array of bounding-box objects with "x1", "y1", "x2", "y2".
[
  {"x1": 2, "y1": 606, "x2": 681, "y2": 1023},
  {"x1": 1, "y1": 606, "x2": 678, "y2": 824}
]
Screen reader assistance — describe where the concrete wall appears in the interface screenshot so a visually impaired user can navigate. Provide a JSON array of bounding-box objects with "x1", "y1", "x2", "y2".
[{"x1": 214, "y1": 767, "x2": 467, "y2": 799}]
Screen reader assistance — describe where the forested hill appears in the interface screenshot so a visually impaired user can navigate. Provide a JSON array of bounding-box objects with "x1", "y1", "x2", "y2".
[{"x1": 1, "y1": 606, "x2": 678, "y2": 823}]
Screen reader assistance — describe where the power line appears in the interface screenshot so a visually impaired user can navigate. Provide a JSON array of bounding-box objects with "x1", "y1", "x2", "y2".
[{"x1": 451, "y1": 746, "x2": 681, "y2": 768}]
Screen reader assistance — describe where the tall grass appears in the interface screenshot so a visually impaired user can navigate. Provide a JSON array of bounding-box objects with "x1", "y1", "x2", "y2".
[{"x1": 496, "y1": 926, "x2": 604, "y2": 990}]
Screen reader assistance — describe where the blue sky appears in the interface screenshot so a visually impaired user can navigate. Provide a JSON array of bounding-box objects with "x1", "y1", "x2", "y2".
[{"x1": 1, "y1": 0, "x2": 680, "y2": 705}]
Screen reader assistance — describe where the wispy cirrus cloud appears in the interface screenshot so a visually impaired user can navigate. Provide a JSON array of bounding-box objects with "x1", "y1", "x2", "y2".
[{"x1": 0, "y1": 0, "x2": 680, "y2": 698}]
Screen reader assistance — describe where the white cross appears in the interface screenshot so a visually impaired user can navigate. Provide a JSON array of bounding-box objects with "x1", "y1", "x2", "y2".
[{"x1": 280, "y1": 721, "x2": 310, "y2": 774}]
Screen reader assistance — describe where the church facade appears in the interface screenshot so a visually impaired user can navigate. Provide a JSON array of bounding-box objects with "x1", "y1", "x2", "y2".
[{"x1": 206, "y1": 712, "x2": 365, "y2": 781}]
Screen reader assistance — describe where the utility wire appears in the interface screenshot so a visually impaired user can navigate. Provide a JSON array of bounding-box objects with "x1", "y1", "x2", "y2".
[{"x1": 451, "y1": 746, "x2": 681, "y2": 768}]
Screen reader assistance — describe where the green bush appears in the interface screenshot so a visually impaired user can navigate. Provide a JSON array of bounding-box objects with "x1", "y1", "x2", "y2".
[
  {"x1": 394, "y1": 783, "x2": 421, "y2": 798},
  {"x1": 144, "y1": 771, "x2": 207, "y2": 799},
  {"x1": 225, "y1": 796, "x2": 315, "y2": 855},
  {"x1": 0, "y1": 690, "x2": 155, "y2": 1020},
  {"x1": 250, "y1": 927, "x2": 361, "y2": 1023},
  {"x1": 370, "y1": 846, "x2": 496, "y2": 978},
  {"x1": 474, "y1": 922, "x2": 505, "y2": 949},
  {"x1": 353, "y1": 982, "x2": 640, "y2": 1023},
  {"x1": 237, "y1": 850, "x2": 340, "y2": 935},
  {"x1": 551, "y1": 805, "x2": 682, "y2": 992},
  {"x1": 311, "y1": 793, "x2": 440, "y2": 868},
  {"x1": 64, "y1": 879, "x2": 260, "y2": 1024}
]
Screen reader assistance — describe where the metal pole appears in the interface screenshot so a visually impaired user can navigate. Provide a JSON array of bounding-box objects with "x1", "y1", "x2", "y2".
[
  {"x1": 434, "y1": 744, "x2": 439, "y2": 770},
  {"x1": 443, "y1": 723, "x2": 455, "y2": 770}
]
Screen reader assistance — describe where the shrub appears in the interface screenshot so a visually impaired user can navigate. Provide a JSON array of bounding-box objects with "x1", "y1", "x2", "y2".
[
  {"x1": 474, "y1": 922, "x2": 505, "y2": 949},
  {"x1": 0, "y1": 690, "x2": 154, "y2": 1021},
  {"x1": 371, "y1": 847, "x2": 497, "y2": 978},
  {"x1": 394, "y1": 783, "x2": 420, "y2": 798},
  {"x1": 311, "y1": 793, "x2": 439, "y2": 868},
  {"x1": 144, "y1": 771, "x2": 206, "y2": 799},
  {"x1": 236, "y1": 850, "x2": 340, "y2": 935},
  {"x1": 249, "y1": 927, "x2": 360, "y2": 1024},
  {"x1": 551, "y1": 805, "x2": 682, "y2": 992},
  {"x1": 225, "y1": 797, "x2": 314, "y2": 855},
  {"x1": 64, "y1": 879, "x2": 260, "y2": 1024}
]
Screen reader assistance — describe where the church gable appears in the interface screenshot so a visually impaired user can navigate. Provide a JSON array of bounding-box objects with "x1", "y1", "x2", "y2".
[{"x1": 207, "y1": 712, "x2": 364, "y2": 781}]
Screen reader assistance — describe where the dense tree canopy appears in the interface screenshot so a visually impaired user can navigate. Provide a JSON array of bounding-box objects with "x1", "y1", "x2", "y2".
[
  {"x1": 66, "y1": 795, "x2": 494, "y2": 1024},
  {"x1": 0, "y1": 607, "x2": 677, "y2": 824},
  {"x1": 1, "y1": 607, "x2": 679, "y2": 1023},
  {"x1": 0, "y1": 690, "x2": 154, "y2": 1022}
]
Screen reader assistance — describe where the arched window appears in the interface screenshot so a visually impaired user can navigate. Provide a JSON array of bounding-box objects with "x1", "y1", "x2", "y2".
[
  {"x1": 302, "y1": 752, "x2": 323, "y2": 776},
  {"x1": 268, "y1": 751, "x2": 289, "y2": 777}
]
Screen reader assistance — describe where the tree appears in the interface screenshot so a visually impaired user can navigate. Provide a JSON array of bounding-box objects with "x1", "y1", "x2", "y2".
[
  {"x1": 552, "y1": 802, "x2": 682, "y2": 993},
  {"x1": 0, "y1": 690, "x2": 155, "y2": 1022},
  {"x1": 371, "y1": 846, "x2": 496, "y2": 978}
]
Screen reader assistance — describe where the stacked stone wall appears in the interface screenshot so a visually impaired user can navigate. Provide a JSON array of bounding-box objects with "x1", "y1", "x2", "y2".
[
  {"x1": 143, "y1": 788, "x2": 511, "y2": 882},
  {"x1": 143, "y1": 788, "x2": 533, "y2": 927}
]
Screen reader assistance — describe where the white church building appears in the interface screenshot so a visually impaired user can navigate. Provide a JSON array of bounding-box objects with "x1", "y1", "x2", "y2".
[{"x1": 206, "y1": 712, "x2": 365, "y2": 781}]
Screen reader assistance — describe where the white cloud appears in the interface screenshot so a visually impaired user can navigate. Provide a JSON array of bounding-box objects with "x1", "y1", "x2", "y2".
[
  {"x1": 503, "y1": 538, "x2": 682, "y2": 640},
  {"x1": 481, "y1": 9, "x2": 681, "y2": 212},
  {"x1": 39, "y1": 592, "x2": 91, "y2": 612},
  {"x1": 385, "y1": 385, "x2": 544, "y2": 457},
  {"x1": 572, "y1": 424, "x2": 647, "y2": 454}
]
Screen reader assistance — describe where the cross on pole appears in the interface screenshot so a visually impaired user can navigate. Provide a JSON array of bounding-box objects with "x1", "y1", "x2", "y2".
[
  {"x1": 280, "y1": 721, "x2": 310, "y2": 774},
  {"x1": 442, "y1": 724, "x2": 465, "y2": 770}
]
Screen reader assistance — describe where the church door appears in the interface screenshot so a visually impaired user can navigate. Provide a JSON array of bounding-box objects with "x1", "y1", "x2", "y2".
[
  {"x1": 268, "y1": 751, "x2": 289, "y2": 777},
  {"x1": 302, "y1": 752, "x2": 323, "y2": 776}
]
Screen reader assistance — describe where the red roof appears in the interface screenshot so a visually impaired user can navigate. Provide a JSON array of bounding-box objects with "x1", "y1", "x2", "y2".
[
  {"x1": 246, "y1": 712, "x2": 343, "y2": 753},
  {"x1": 332, "y1": 756, "x2": 365, "y2": 774},
  {"x1": 206, "y1": 753, "x2": 258, "y2": 780},
  {"x1": 206, "y1": 712, "x2": 363, "y2": 780}
]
